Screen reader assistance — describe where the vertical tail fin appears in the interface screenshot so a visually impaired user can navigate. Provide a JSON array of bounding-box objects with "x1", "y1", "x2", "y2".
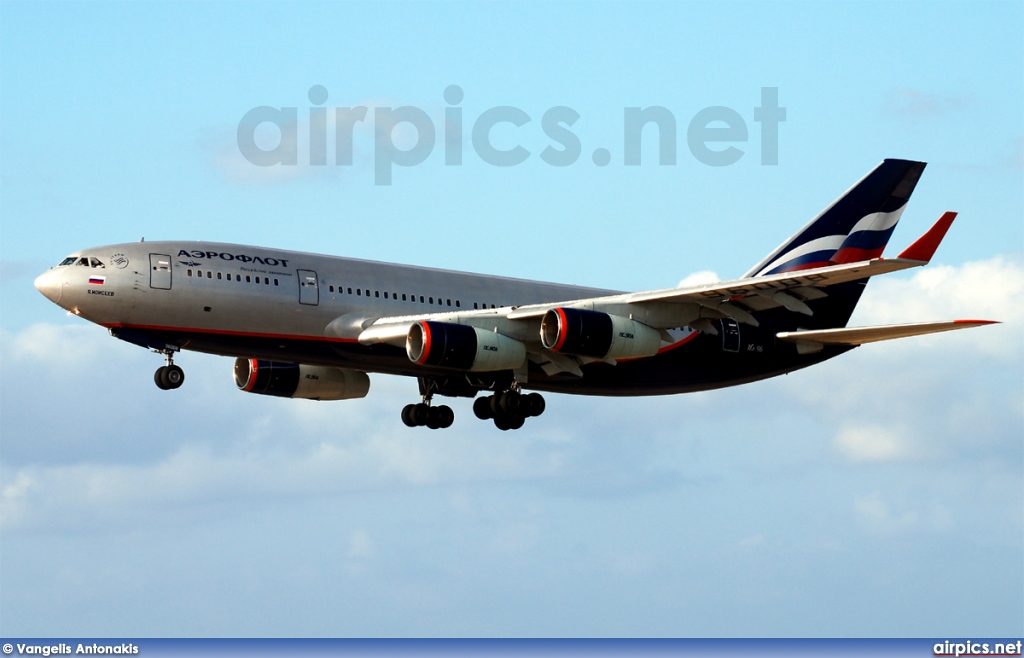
[{"x1": 744, "y1": 159, "x2": 926, "y2": 277}]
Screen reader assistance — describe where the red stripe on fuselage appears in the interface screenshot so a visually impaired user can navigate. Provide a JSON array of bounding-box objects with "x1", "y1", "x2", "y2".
[
  {"x1": 102, "y1": 322, "x2": 361, "y2": 344},
  {"x1": 616, "y1": 330, "x2": 700, "y2": 362}
]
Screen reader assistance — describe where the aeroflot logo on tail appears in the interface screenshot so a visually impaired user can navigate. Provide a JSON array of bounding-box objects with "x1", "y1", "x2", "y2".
[
  {"x1": 178, "y1": 249, "x2": 291, "y2": 268},
  {"x1": 236, "y1": 85, "x2": 786, "y2": 185}
]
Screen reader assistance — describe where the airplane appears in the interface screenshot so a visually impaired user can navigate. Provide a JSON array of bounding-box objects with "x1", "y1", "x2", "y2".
[{"x1": 34, "y1": 159, "x2": 997, "y2": 431}]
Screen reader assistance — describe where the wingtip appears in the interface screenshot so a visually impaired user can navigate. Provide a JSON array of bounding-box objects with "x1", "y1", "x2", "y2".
[
  {"x1": 897, "y1": 211, "x2": 957, "y2": 261},
  {"x1": 953, "y1": 319, "x2": 1000, "y2": 326}
]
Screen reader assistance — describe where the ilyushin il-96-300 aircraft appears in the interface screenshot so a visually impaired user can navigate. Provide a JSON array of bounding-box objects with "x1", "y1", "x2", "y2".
[{"x1": 35, "y1": 159, "x2": 996, "y2": 431}]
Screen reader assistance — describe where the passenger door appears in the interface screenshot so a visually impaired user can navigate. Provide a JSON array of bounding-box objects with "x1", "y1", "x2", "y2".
[
  {"x1": 298, "y1": 269, "x2": 319, "y2": 305},
  {"x1": 149, "y1": 254, "x2": 172, "y2": 290}
]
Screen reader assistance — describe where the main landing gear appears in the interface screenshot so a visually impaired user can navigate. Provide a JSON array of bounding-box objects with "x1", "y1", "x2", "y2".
[
  {"x1": 400, "y1": 379, "x2": 546, "y2": 431},
  {"x1": 153, "y1": 350, "x2": 184, "y2": 390},
  {"x1": 401, "y1": 400, "x2": 455, "y2": 429},
  {"x1": 472, "y1": 389, "x2": 545, "y2": 431}
]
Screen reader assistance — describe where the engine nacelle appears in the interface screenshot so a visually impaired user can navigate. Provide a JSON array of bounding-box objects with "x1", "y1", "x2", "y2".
[
  {"x1": 407, "y1": 321, "x2": 526, "y2": 372},
  {"x1": 540, "y1": 308, "x2": 661, "y2": 359},
  {"x1": 233, "y1": 359, "x2": 370, "y2": 400}
]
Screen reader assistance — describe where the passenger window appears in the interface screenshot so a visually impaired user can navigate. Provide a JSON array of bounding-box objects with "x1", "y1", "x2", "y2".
[
  {"x1": 419, "y1": 296, "x2": 424, "y2": 303},
  {"x1": 198, "y1": 270, "x2": 203, "y2": 277},
  {"x1": 375, "y1": 291, "x2": 379, "y2": 298},
  {"x1": 402, "y1": 294, "x2": 407, "y2": 301},
  {"x1": 274, "y1": 279, "x2": 279, "y2": 286},
  {"x1": 347, "y1": 288, "x2": 352, "y2": 294},
  {"x1": 429, "y1": 297, "x2": 434, "y2": 304},
  {"x1": 446, "y1": 299, "x2": 451, "y2": 306},
  {"x1": 473, "y1": 303, "x2": 478, "y2": 309},
  {"x1": 236, "y1": 274, "x2": 241, "y2": 281},
  {"x1": 207, "y1": 271, "x2": 212, "y2": 279},
  {"x1": 456, "y1": 301, "x2": 461, "y2": 308},
  {"x1": 188, "y1": 269, "x2": 193, "y2": 277},
  {"x1": 245, "y1": 275, "x2": 251, "y2": 282},
  {"x1": 357, "y1": 289, "x2": 361, "y2": 296},
  {"x1": 383, "y1": 292, "x2": 388, "y2": 299},
  {"x1": 329, "y1": 285, "x2": 334, "y2": 292}
]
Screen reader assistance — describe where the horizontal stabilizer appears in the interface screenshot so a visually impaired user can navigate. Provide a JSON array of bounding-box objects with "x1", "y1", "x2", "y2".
[{"x1": 777, "y1": 320, "x2": 998, "y2": 353}]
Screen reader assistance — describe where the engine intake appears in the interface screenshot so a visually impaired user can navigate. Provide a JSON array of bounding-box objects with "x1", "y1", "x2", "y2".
[
  {"x1": 540, "y1": 308, "x2": 661, "y2": 359},
  {"x1": 407, "y1": 321, "x2": 526, "y2": 372},
  {"x1": 233, "y1": 359, "x2": 370, "y2": 400}
]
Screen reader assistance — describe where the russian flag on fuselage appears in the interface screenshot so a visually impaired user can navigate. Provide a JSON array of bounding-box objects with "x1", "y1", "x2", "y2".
[
  {"x1": 88, "y1": 275, "x2": 105, "y2": 285},
  {"x1": 745, "y1": 159, "x2": 926, "y2": 277}
]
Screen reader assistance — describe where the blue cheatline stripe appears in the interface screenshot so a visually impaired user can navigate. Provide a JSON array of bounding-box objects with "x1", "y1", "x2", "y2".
[
  {"x1": 762, "y1": 249, "x2": 836, "y2": 275},
  {"x1": 2, "y1": 638, "x2": 1020, "y2": 657},
  {"x1": 839, "y1": 224, "x2": 898, "y2": 252}
]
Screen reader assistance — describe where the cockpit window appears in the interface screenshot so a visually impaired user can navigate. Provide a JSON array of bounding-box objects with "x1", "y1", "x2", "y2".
[
  {"x1": 77, "y1": 257, "x2": 90, "y2": 266},
  {"x1": 59, "y1": 257, "x2": 77, "y2": 266},
  {"x1": 89, "y1": 258, "x2": 105, "y2": 268}
]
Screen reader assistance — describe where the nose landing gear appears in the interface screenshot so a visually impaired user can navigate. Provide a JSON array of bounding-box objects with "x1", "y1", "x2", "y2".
[{"x1": 153, "y1": 350, "x2": 184, "y2": 390}]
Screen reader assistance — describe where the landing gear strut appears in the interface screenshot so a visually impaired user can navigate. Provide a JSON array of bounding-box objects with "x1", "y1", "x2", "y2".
[
  {"x1": 472, "y1": 388, "x2": 545, "y2": 431},
  {"x1": 153, "y1": 350, "x2": 184, "y2": 390}
]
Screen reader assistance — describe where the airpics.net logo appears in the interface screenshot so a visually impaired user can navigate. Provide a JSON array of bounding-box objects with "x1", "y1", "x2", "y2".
[{"x1": 235, "y1": 85, "x2": 786, "y2": 185}]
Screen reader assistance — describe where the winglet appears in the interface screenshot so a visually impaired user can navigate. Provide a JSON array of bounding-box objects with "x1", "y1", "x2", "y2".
[{"x1": 898, "y1": 211, "x2": 957, "y2": 262}]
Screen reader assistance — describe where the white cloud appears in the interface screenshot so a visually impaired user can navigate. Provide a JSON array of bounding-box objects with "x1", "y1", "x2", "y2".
[
  {"x1": 849, "y1": 255, "x2": 1023, "y2": 357},
  {"x1": 677, "y1": 270, "x2": 721, "y2": 288},
  {"x1": 833, "y1": 424, "x2": 916, "y2": 464}
]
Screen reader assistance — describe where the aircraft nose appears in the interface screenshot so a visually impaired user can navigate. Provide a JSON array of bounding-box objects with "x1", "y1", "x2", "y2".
[{"x1": 34, "y1": 268, "x2": 63, "y2": 304}]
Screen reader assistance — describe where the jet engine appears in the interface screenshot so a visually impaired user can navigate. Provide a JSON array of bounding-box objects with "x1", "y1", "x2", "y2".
[
  {"x1": 233, "y1": 358, "x2": 370, "y2": 400},
  {"x1": 540, "y1": 308, "x2": 661, "y2": 359},
  {"x1": 406, "y1": 321, "x2": 526, "y2": 372}
]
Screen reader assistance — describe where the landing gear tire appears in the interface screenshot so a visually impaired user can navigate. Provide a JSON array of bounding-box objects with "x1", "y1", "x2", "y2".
[
  {"x1": 155, "y1": 365, "x2": 184, "y2": 390},
  {"x1": 525, "y1": 392, "x2": 545, "y2": 417},
  {"x1": 403, "y1": 403, "x2": 454, "y2": 429},
  {"x1": 473, "y1": 396, "x2": 494, "y2": 420},
  {"x1": 401, "y1": 404, "x2": 418, "y2": 427},
  {"x1": 498, "y1": 390, "x2": 522, "y2": 414},
  {"x1": 436, "y1": 405, "x2": 455, "y2": 428},
  {"x1": 476, "y1": 391, "x2": 545, "y2": 430},
  {"x1": 493, "y1": 413, "x2": 525, "y2": 431},
  {"x1": 163, "y1": 365, "x2": 184, "y2": 389}
]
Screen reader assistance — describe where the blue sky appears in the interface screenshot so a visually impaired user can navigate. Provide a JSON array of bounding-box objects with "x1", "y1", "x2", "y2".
[{"x1": 1, "y1": 0, "x2": 1021, "y2": 637}]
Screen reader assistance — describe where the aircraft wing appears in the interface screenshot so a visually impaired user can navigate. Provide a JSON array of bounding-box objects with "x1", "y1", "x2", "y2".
[
  {"x1": 504, "y1": 256, "x2": 925, "y2": 327},
  {"x1": 352, "y1": 211, "x2": 988, "y2": 375},
  {"x1": 777, "y1": 320, "x2": 998, "y2": 354},
  {"x1": 505, "y1": 211, "x2": 959, "y2": 328}
]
